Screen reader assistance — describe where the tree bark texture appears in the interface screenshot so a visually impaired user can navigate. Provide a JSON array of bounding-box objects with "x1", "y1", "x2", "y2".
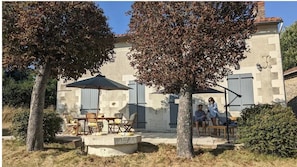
[
  {"x1": 176, "y1": 86, "x2": 194, "y2": 158},
  {"x1": 26, "y1": 61, "x2": 51, "y2": 151}
]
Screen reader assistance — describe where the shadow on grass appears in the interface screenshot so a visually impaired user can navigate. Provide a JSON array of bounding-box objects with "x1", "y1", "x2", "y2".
[
  {"x1": 194, "y1": 148, "x2": 205, "y2": 156},
  {"x1": 2, "y1": 128, "x2": 12, "y2": 136},
  {"x1": 209, "y1": 144, "x2": 235, "y2": 156},
  {"x1": 137, "y1": 142, "x2": 159, "y2": 153},
  {"x1": 44, "y1": 141, "x2": 81, "y2": 153},
  {"x1": 44, "y1": 146, "x2": 75, "y2": 152},
  {"x1": 43, "y1": 136, "x2": 82, "y2": 152}
]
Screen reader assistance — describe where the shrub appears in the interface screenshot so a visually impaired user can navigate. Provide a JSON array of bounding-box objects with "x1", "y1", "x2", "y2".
[
  {"x1": 11, "y1": 109, "x2": 30, "y2": 142},
  {"x1": 43, "y1": 109, "x2": 64, "y2": 142},
  {"x1": 11, "y1": 109, "x2": 63, "y2": 143},
  {"x1": 238, "y1": 104, "x2": 297, "y2": 157}
]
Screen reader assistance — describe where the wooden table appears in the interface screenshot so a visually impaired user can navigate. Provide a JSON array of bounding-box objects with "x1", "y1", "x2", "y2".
[
  {"x1": 207, "y1": 125, "x2": 237, "y2": 138},
  {"x1": 97, "y1": 117, "x2": 117, "y2": 133},
  {"x1": 74, "y1": 117, "x2": 116, "y2": 135}
]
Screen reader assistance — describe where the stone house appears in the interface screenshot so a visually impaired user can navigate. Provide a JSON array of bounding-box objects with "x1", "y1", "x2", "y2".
[{"x1": 57, "y1": 2, "x2": 286, "y2": 131}]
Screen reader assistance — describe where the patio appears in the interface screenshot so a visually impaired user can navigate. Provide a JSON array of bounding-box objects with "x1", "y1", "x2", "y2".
[{"x1": 55, "y1": 131, "x2": 238, "y2": 150}]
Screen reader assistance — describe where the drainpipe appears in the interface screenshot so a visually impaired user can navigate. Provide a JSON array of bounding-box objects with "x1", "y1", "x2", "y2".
[
  {"x1": 278, "y1": 21, "x2": 287, "y2": 105},
  {"x1": 279, "y1": 21, "x2": 284, "y2": 34}
]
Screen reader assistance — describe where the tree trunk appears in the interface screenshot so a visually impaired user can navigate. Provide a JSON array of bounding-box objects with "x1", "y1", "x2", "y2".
[
  {"x1": 26, "y1": 61, "x2": 51, "y2": 151},
  {"x1": 176, "y1": 86, "x2": 194, "y2": 158}
]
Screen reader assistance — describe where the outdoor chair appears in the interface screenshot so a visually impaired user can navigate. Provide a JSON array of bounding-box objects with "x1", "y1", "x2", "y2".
[
  {"x1": 96, "y1": 113, "x2": 104, "y2": 132},
  {"x1": 62, "y1": 114, "x2": 80, "y2": 135},
  {"x1": 108, "y1": 113, "x2": 123, "y2": 133},
  {"x1": 86, "y1": 113, "x2": 101, "y2": 134},
  {"x1": 119, "y1": 113, "x2": 137, "y2": 132}
]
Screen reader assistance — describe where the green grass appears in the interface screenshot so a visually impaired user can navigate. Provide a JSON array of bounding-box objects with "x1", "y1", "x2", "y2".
[{"x1": 2, "y1": 140, "x2": 297, "y2": 167}]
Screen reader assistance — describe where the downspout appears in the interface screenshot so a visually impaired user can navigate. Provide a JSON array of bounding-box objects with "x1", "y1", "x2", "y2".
[
  {"x1": 279, "y1": 22, "x2": 284, "y2": 33},
  {"x1": 278, "y1": 21, "x2": 287, "y2": 106}
]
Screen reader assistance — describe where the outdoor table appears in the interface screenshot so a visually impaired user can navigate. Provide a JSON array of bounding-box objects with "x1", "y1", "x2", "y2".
[
  {"x1": 97, "y1": 117, "x2": 116, "y2": 133},
  {"x1": 74, "y1": 117, "x2": 116, "y2": 135}
]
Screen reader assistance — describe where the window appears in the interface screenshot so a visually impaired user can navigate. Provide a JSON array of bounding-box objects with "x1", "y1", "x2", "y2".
[{"x1": 227, "y1": 73, "x2": 254, "y2": 111}]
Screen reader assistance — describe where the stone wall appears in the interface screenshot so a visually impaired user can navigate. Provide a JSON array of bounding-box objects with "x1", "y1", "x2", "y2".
[{"x1": 285, "y1": 76, "x2": 297, "y2": 115}]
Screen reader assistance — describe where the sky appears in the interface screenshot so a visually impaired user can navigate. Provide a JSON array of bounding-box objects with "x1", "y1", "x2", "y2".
[{"x1": 96, "y1": 1, "x2": 297, "y2": 35}]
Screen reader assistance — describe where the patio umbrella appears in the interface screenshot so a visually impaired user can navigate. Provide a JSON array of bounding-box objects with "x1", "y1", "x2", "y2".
[
  {"x1": 152, "y1": 87, "x2": 223, "y2": 94},
  {"x1": 66, "y1": 74, "x2": 131, "y2": 115}
]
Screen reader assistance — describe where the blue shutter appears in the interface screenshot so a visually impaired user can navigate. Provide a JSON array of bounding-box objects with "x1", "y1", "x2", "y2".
[
  {"x1": 137, "y1": 83, "x2": 145, "y2": 105},
  {"x1": 227, "y1": 75, "x2": 241, "y2": 111},
  {"x1": 81, "y1": 89, "x2": 98, "y2": 114},
  {"x1": 227, "y1": 73, "x2": 254, "y2": 111},
  {"x1": 169, "y1": 95, "x2": 179, "y2": 128},
  {"x1": 240, "y1": 74, "x2": 254, "y2": 109},
  {"x1": 128, "y1": 80, "x2": 146, "y2": 128},
  {"x1": 128, "y1": 81, "x2": 136, "y2": 104},
  {"x1": 128, "y1": 81, "x2": 145, "y2": 105}
]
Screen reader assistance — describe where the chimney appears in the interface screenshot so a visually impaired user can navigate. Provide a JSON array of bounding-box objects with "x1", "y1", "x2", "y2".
[{"x1": 257, "y1": 1, "x2": 265, "y2": 19}]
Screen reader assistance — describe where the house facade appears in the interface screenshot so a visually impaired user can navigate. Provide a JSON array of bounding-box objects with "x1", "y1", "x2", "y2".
[{"x1": 57, "y1": 2, "x2": 286, "y2": 131}]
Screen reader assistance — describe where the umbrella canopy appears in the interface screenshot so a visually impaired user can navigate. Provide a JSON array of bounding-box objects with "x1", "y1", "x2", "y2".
[
  {"x1": 66, "y1": 74, "x2": 131, "y2": 115},
  {"x1": 66, "y1": 74, "x2": 131, "y2": 90},
  {"x1": 152, "y1": 87, "x2": 223, "y2": 94}
]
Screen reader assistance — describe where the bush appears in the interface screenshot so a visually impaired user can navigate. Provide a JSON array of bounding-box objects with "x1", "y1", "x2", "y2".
[
  {"x1": 11, "y1": 109, "x2": 63, "y2": 143},
  {"x1": 238, "y1": 104, "x2": 297, "y2": 157},
  {"x1": 43, "y1": 109, "x2": 64, "y2": 142}
]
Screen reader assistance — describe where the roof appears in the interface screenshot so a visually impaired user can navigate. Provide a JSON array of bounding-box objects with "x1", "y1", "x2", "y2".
[
  {"x1": 284, "y1": 67, "x2": 297, "y2": 76},
  {"x1": 115, "y1": 34, "x2": 128, "y2": 38},
  {"x1": 115, "y1": 34, "x2": 130, "y2": 43},
  {"x1": 115, "y1": 17, "x2": 283, "y2": 39},
  {"x1": 255, "y1": 17, "x2": 283, "y2": 24}
]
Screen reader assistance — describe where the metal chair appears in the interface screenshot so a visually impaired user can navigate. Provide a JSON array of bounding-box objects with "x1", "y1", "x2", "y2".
[
  {"x1": 119, "y1": 113, "x2": 137, "y2": 132},
  {"x1": 108, "y1": 113, "x2": 123, "y2": 133}
]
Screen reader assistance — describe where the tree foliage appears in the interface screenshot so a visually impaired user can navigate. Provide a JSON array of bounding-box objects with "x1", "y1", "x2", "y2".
[
  {"x1": 280, "y1": 21, "x2": 297, "y2": 71},
  {"x1": 2, "y1": 2, "x2": 115, "y2": 151},
  {"x1": 3, "y1": 2, "x2": 115, "y2": 80},
  {"x1": 128, "y1": 2, "x2": 257, "y2": 158},
  {"x1": 128, "y1": 2, "x2": 257, "y2": 94},
  {"x1": 2, "y1": 68, "x2": 57, "y2": 108}
]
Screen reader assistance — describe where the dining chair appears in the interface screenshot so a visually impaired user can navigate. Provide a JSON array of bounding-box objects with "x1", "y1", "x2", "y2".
[
  {"x1": 86, "y1": 113, "x2": 101, "y2": 134},
  {"x1": 62, "y1": 114, "x2": 80, "y2": 135},
  {"x1": 108, "y1": 113, "x2": 123, "y2": 133},
  {"x1": 97, "y1": 113, "x2": 104, "y2": 132}
]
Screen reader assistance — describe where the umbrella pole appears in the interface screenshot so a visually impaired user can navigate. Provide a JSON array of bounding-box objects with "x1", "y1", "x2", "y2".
[
  {"x1": 224, "y1": 88, "x2": 230, "y2": 143},
  {"x1": 97, "y1": 90, "x2": 100, "y2": 116}
]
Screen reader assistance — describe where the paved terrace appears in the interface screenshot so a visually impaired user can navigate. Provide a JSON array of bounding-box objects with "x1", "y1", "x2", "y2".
[
  {"x1": 3, "y1": 132, "x2": 239, "y2": 149},
  {"x1": 57, "y1": 132, "x2": 238, "y2": 149}
]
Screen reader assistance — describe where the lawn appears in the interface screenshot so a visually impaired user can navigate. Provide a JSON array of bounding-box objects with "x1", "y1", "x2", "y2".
[{"x1": 2, "y1": 140, "x2": 297, "y2": 167}]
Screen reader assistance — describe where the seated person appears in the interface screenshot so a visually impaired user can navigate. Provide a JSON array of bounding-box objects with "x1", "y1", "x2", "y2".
[{"x1": 194, "y1": 104, "x2": 206, "y2": 136}]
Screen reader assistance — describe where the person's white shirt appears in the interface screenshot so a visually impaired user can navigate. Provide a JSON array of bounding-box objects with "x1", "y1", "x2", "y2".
[{"x1": 208, "y1": 102, "x2": 218, "y2": 118}]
